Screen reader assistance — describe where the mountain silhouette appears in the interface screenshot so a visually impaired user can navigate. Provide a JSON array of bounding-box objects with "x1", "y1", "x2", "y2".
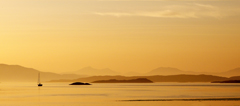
[
  {"x1": 64, "y1": 66, "x2": 240, "y2": 77},
  {"x1": 216, "y1": 68, "x2": 240, "y2": 77},
  {"x1": 49, "y1": 74, "x2": 229, "y2": 83},
  {"x1": 0, "y1": 64, "x2": 84, "y2": 82},
  {"x1": 123, "y1": 71, "x2": 143, "y2": 76},
  {"x1": 1, "y1": 63, "x2": 240, "y2": 82},
  {"x1": 71, "y1": 66, "x2": 120, "y2": 76},
  {"x1": 146, "y1": 67, "x2": 198, "y2": 75},
  {"x1": 144, "y1": 67, "x2": 240, "y2": 77},
  {"x1": 49, "y1": 75, "x2": 127, "y2": 82}
]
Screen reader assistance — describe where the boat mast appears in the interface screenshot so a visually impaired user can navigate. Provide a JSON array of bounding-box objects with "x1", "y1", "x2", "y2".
[{"x1": 38, "y1": 72, "x2": 40, "y2": 83}]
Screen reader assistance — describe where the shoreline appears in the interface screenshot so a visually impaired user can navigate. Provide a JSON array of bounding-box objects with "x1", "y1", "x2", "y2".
[{"x1": 120, "y1": 98, "x2": 240, "y2": 101}]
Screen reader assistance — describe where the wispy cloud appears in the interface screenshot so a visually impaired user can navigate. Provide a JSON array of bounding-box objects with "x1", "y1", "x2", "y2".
[{"x1": 94, "y1": 3, "x2": 222, "y2": 18}]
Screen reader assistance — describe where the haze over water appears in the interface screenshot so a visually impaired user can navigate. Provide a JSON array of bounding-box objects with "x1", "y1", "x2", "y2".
[
  {"x1": 1, "y1": 83, "x2": 240, "y2": 106},
  {"x1": 1, "y1": 0, "x2": 240, "y2": 74},
  {"x1": 1, "y1": 0, "x2": 240, "y2": 106}
]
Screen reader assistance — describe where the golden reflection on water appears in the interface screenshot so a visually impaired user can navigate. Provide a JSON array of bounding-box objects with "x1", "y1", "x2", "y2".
[{"x1": 0, "y1": 82, "x2": 240, "y2": 106}]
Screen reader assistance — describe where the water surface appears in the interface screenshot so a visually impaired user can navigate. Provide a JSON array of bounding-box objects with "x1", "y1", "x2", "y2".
[{"x1": 0, "y1": 83, "x2": 240, "y2": 106}]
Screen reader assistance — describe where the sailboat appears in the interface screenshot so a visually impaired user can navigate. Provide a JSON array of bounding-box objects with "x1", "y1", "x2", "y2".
[{"x1": 38, "y1": 73, "x2": 43, "y2": 87}]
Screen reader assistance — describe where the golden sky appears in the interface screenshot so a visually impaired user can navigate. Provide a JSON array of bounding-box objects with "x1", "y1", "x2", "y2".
[{"x1": 0, "y1": 0, "x2": 240, "y2": 73}]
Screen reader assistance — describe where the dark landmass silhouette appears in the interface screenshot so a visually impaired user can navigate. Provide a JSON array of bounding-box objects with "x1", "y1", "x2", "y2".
[
  {"x1": 69, "y1": 82, "x2": 91, "y2": 85},
  {"x1": 92, "y1": 78, "x2": 153, "y2": 83},
  {"x1": 0, "y1": 64, "x2": 85, "y2": 82},
  {"x1": 49, "y1": 74, "x2": 229, "y2": 83},
  {"x1": 120, "y1": 98, "x2": 240, "y2": 101},
  {"x1": 145, "y1": 74, "x2": 228, "y2": 82},
  {"x1": 229, "y1": 76, "x2": 240, "y2": 80},
  {"x1": 211, "y1": 80, "x2": 240, "y2": 83}
]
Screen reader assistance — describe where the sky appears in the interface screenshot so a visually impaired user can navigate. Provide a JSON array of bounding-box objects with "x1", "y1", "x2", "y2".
[{"x1": 0, "y1": 0, "x2": 240, "y2": 74}]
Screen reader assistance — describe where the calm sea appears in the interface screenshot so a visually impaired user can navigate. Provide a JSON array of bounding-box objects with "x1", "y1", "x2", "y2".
[{"x1": 0, "y1": 82, "x2": 240, "y2": 106}]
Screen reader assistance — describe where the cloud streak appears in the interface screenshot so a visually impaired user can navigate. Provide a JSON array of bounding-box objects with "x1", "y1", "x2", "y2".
[{"x1": 95, "y1": 3, "x2": 222, "y2": 18}]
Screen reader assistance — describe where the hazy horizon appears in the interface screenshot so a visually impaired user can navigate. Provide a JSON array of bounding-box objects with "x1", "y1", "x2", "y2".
[
  {"x1": 1, "y1": 0, "x2": 240, "y2": 74},
  {"x1": 1, "y1": 63, "x2": 240, "y2": 77},
  {"x1": 1, "y1": 1, "x2": 240, "y2": 106}
]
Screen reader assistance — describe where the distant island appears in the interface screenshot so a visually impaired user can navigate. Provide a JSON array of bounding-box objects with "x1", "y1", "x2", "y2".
[
  {"x1": 69, "y1": 82, "x2": 91, "y2": 85},
  {"x1": 50, "y1": 74, "x2": 229, "y2": 83},
  {"x1": 211, "y1": 80, "x2": 240, "y2": 83},
  {"x1": 92, "y1": 78, "x2": 153, "y2": 83}
]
